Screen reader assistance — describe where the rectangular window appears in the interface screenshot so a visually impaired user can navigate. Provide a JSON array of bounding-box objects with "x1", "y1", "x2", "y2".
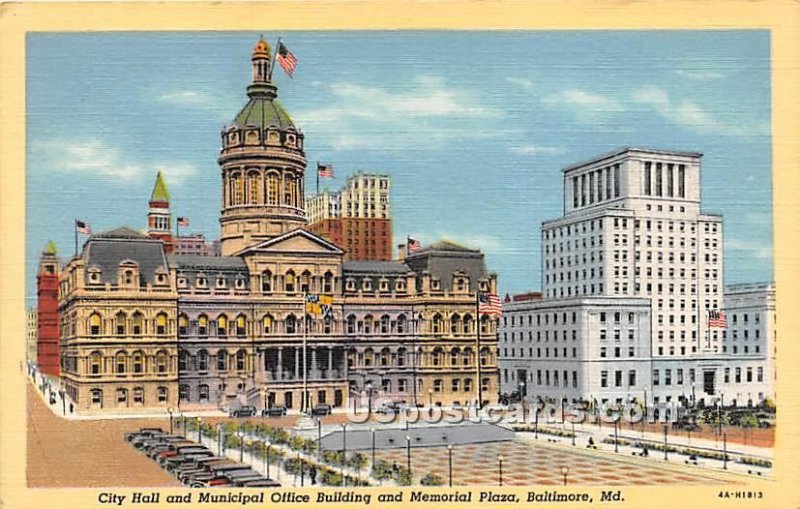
[
  {"x1": 678, "y1": 165, "x2": 686, "y2": 197},
  {"x1": 653, "y1": 369, "x2": 660, "y2": 386},
  {"x1": 600, "y1": 370, "x2": 608, "y2": 388},
  {"x1": 644, "y1": 161, "x2": 651, "y2": 195},
  {"x1": 667, "y1": 163, "x2": 674, "y2": 197},
  {"x1": 628, "y1": 370, "x2": 636, "y2": 386},
  {"x1": 655, "y1": 163, "x2": 663, "y2": 196}
]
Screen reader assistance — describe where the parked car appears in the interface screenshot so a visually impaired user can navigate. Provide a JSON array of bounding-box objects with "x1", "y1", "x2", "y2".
[
  {"x1": 262, "y1": 405, "x2": 288, "y2": 417},
  {"x1": 239, "y1": 478, "x2": 281, "y2": 487},
  {"x1": 375, "y1": 402, "x2": 402, "y2": 414},
  {"x1": 229, "y1": 406, "x2": 257, "y2": 418},
  {"x1": 125, "y1": 427, "x2": 164, "y2": 442},
  {"x1": 311, "y1": 403, "x2": 332, "y2": 416}
]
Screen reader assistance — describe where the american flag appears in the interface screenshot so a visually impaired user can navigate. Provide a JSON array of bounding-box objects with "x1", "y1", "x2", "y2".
[
  {"x1": 708, "y1": 310, "x2": 727, "y2": 328},
  {"x1": 276, "y1": 42, "x2": 297, "y2": 77},
  {"x1": 177, "y1": 217, "x2": 189, "y2": 227},
  {"x1": 478, "y1": 292, "x2": 502, "y2": 316},
  {"x1": 407, "y1": 237, "x2": 421, "y2": 253},
  {"x1": 317, "y1": 163, "x2": 333, "y2": 178},
  {"x1": 75, "y1": 220, "x2": 91, "y2": 235}
]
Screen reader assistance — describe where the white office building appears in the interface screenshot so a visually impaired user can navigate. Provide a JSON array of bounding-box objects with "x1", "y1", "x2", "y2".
[{"x1": 500, "y1": 148, "x2": 775, "y2": 408}]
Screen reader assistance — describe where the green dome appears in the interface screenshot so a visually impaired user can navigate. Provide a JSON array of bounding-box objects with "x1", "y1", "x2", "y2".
[{"x1": 233, "y1": 97, "x2": 295, "y2": 130}]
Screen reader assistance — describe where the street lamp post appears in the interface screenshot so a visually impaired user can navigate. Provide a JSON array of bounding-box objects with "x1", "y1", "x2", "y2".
[
  {"x1": 217, "y1": 424, "x2": 224, "y2": 456},
  {"x1": 497, "y1": 455, "x2": 503, "y2": 486},
  {"x1": 196, "y1": 417, "x2": 202, "y2": 443},
  {"x1": 342, "y1": 423, "x2": 348, "y2": 488},
  {"x1": 571, "y1": 420, "x2": 576, "y2": 446},
  {"x1": 167, "y1": 407, "x2": 175, "y2": 434},
  {"x1": 663, "y1": 425, "x2": 669, "y2": 461},
  {"x1": 518, "y1": 382, "x2": 526, "y2": 423},
  {"x1": 560, "y1": 466, "x2": 570, "y2": 486},
  {"x1": 614, "y1": 419, "x2": 619, "y2": 453},
  {"x1": 237, "y1": 431, "x2": 245, "y2": 462},
  {"x1": 534, "y1": 405, "x2": 539, "y2": 439},
  {"x1": 447, "y1": 445, "x2": 453, "y2": 487},
  {"x1": 723, "y1": 432, "x2": 728, "y2": 470},
  {"x1": 642, "y1": 386, "x2": 649, "y2": 436},
  {"x1": 405, "y1": 435, "x2": 412, "y2": 481},
  {"x1": 371, "y1": 428, "x2": 377, "y2": 468},
  {"x1": 366, "y1": 381, "x2": 373, "y2": 415},
  {"x1": 318, "y1": 418, "x2": 323, "y2": 462},
  {"x1": 182, "y1": 413, "x2": 188, "y2": 437},
  {"x1": 428, "y1": 389, "x2": 433, "y2": 417}
]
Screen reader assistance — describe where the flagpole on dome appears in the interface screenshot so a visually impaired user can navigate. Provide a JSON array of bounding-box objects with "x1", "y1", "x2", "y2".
[
  {"x1": 316, "y1": 161, "x2": 320, "y2": 196},
  {"x1": 269, "y1": 36, "x2": 281, "y2": 80}
]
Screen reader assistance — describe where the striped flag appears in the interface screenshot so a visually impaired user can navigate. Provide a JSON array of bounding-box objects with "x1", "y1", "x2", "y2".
[
  {"x1": 276, "y1": 42, "x2": 297, "y2": 77},
  {"x1": 75, "y1": 220, "x2": 91, "y2": 235},
  {"x1": 177, "y1": 217, "x2": 189, "y2": 227},
  {"x1": 708, "y1": 310, "x2": 727, "y2": 328},
  {"x1": 478, "y1": 292, "x2": 502, "y2": 316},
  {"x1": 407, "y1": 237, "x2": 421, "y2": 253},
  {"x1": 317, "y1": 163, "x2": 333, "y2": 178}
]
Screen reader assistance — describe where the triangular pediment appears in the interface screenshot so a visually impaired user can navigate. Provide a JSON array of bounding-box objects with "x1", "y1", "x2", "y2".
[{"x1": 235, "y1": 228, "x2": 344, "y2": 256}]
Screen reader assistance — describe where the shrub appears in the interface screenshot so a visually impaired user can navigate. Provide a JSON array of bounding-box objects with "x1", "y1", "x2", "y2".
[{"x1": 420, "y1": 473, "x2": 444, "y2": 486}]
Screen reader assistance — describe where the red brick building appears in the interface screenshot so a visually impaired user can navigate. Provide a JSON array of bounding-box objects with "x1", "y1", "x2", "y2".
[
  {"x1": 37, "y1": 240, "x2": 60, "y2": 376},
  {"x1": 307, "y1": 217, "x2": 392, "y2": 261}
]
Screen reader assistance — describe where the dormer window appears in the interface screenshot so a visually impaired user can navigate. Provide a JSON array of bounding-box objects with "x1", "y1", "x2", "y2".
[
  {"x1": 155, "y1": 272, "x2": 167, "y2": 285},
  {"x1": 346, "y1": 278, "x2": 356, "y2": 291},
  {"x1": 379, "y1": 279, "x2": 389, "y2": 292},
  {"x1": 177, "y1": 277, "x2": 187, "y2": 288},
  {"x1": 196, "y1": 276, "x2": 207, "y2": 288},
  {"x1": 396, "y1": 280, "x2": 406, "y2": 292},
  {"x1": 431, "y1": 279, "x2": 441, "y2": 291},
  {"x1": 479, "y1": 281, "x2": 489, "y2": 292},
  {"x1": 88, "y1": 268, "x2": 101, "y2": 284},
  {"x1": 235, "y1": 277, "x2": 245, "y2": 290},
  {"x1": 286, "y1": 134, "x2": 296, "y2": 147},
  {"x1": 216, "y1": 277, "x2": 227, "y2": 289},
  {"x1": 362, "y1": 278, "x2": 373, "y2": 291}
]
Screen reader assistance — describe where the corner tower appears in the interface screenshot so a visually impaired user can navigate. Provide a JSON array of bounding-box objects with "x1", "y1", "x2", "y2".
[
  {"x1": 147, "y1": 171, "x2": 174, "y2": 253},
  {"x1": 219, "y1": 37, "x2": 308, "y2": 256},
  {"x1": 37, "y1": 240, "x2": 60, "y2": 376}
]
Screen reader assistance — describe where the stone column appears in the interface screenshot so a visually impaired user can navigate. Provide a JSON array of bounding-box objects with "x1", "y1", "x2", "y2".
[
  {"x1": 294, "y1": 347, "x2": 300, "y2": 380},
  {"x1": 328, "y1": 347, "x2": 334, "y2": 376},
  {"x1": 277, "y1": 347, "x2": 283, "y2": 380},
  {"x1": 311, "y1": 348, "x2": 318, "y2": 379}
]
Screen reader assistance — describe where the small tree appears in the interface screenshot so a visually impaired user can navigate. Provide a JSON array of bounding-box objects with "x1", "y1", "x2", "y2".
[{"x1": 420, "y1": 473, "x2": 444, "y2": 486}]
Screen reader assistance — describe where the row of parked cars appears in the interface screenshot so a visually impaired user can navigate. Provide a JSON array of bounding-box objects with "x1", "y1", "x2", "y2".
[
  {"x1": 125, "y1": 427, "x2": 280, "y2": 488},
  {"x1": 229, "y1": 404, "x2": 333, "y2": 418}
]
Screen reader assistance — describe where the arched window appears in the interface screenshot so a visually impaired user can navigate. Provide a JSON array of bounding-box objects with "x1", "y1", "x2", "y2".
[
  {"x1": 115, "y1": 351, "x2": 127, "y2": 374},
  {"x1": 236, "y1": 315, "x2": 246, "y2": 336},
  {"x1": 450, "y1": 347, "x2": 460, "y2": 366},
  {"x1": 285, "y1": 271, "x2": 295, "y2": 293},
  {"x1": 432, "y1": 348, "x2": 443, "y2": 366},
  {"x1": 463, "y1": 314, "x2": 473, "y2": 335},
  {"x1": 380, "y1": 347, "x2": 391, "y2": 366},
  {"x1": 197, "y1": 350, "x2": 208, "y2": 371},
  {"x1": 263, "y1": 315, "x2": 273, "y2": 335},
  {"x1": 178, "y1": 314, "x2": 188, "y2": 336},
  {"x1": 156, "y1": 350, "x2": 168, "y2": 373},
  {"x1": 266, "y1": 173, "x2": 279, "y2": 204},
  {"x1": 216, "y1": 350, "x2": 228, "y2": 371},
  {"x1": 323, "y1": 272, "x2": 334, "y2": 294},
  {"x1": 90, "y1": 313, "x2": 102, "y2": 335},
  {"x1": 285, "y1": 315, "x2": 297, "y2": 334},
  {"x1": 450, "y1": 314, "x2": 461, "y2": 334},
  {"x1": 363, "y1": 348, "x2": 374, "y2": 367},
  {"x1": 380, "y1": 315, "x2": 390, "y2": 334},
  {"x1": 132, "y1": 312, "x2": 144, "y2": 335},
  {"x1": 397, "y1": 347, "x2": 406, "y2": 367},
  {"x1": 198, "y1": 314, "x2": 208, "y2": 336},
  {"x1": 179, "y1": 384, "x2": 190, "y2": 402},
  {"x1": 178, "y1": 350, "x2": 188, "y2": 371},
  {"x1": 285, "y1": 174, "x2": 295, "y2": 207},
  {"x1": 397, "y1": 314, "x2": 407, "y2": 334},
  {"x1": 90, "y1": 351, "x2": 102, "y2": 374},
  {"x1": 301, "y1": 270, "x2": 311, "y2": 293},
  {"x1": 198, "y1": 384, "x2": 210, "y2": 402},
  {"x1": 432, "y1": 314, "x2": 443, "y2": 334},
  {"x1": 463, "y1": 347, "x2": 474, "y2": 366},
  {"x1": 231, "y1": 172, "x2": 243, "y2": 206},
  {"x1": 346, "y1": 315, "x2": 356, "y2": 335},
  {"x1": 480, "y1": 315, "x2": 489, "y2": 334},
  {"x1": 156, "y1": 312, "x2": 168, "y2": 335},
  {"x1": 363, "y1": 315, "x2": 373, "y2": 334},
  {"x1": 217, "y1": 315, "x2": 228, "y2": 337},
  {"x1": 236, "y1": 350, "x2": 246, "y2": 371},
  {"x1": 480, "y1": 347, "x2": 491, "y2": 367},
  {"x1": 247, "y1": 171, "x2": 261, "y2": 204},
  {"x1": 132, "y1": 351, "x2": 144, "y2": 373},
  {"x1": 261, "y1": 270, "x2": 272, "y2": 293},
  {"x1": 115, "y1": 311, "x2": 126, "y2": 335},
  {"x1": 157, "y1": 386, "x2": 168, "y2": 403}
]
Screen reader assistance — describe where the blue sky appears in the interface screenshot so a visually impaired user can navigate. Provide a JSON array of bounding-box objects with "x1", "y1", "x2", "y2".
[{"x1": 25, "y1": 31, "x2": 773, "y2": 303}]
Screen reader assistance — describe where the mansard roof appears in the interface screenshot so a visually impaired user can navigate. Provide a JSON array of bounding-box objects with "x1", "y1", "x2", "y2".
[
  {"x1": 82, "y1": 231, "x2": 168, "y2": 285},
  {"x1": 343, "y1": 260, "x2": 412, "y2": 276},
  {"x1": 404, "y1": 239, "x2": 488, "y2": 292},
  {"x1": 168, "y1": 254, "x2": 247, "y2": 271}
]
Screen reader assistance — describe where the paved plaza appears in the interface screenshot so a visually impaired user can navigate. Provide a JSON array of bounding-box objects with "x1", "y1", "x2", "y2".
[{"x1": 374, "y1": 439, "x2": 740, "y2": 486}]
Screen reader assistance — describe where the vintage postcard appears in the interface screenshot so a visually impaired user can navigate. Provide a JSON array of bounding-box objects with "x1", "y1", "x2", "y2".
[{"x1": 1, "y1": 2, "x2": 799, "y2": 509}]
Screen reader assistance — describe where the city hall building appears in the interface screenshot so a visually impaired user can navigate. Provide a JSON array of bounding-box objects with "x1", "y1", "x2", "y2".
[
  {"x1": 499, "y1": 148, "x2": 775, "y2": 408},
  {"x1": 57, "y1": 38, "x2": 500, "y2": 414}
]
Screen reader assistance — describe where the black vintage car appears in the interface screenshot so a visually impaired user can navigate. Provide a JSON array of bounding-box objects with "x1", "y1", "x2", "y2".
[
  {"x1": 262, "y1": 405, "x2": 288, "y2": 417},
  {"x1": 229, "y1": 406, "x2": 257, "y2": 418},
  {"x1": 311, "y1": 404, "x2": 332, "y2": 416}
]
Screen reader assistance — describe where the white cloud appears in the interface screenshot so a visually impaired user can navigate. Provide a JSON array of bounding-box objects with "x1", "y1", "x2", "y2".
[
  {"x1": 293, "y1": 76, "x2": 502, "y2": 151},
  {"x1": 631, "y1": 87, "x2": 762, "y2": 136},
  {"x1": 510, "y1": 145, "x2": 564, "y2": 156},
  {"x1": 157, "y1": 90, "x2": 214, "y2": 105},
  {"x1": 506, "y1": 77, "x2": 535, "y2": 91},
  {"x1": 31, "y1": 139, "x2": 197, "y2": 184},
  {"x1": 541, "y1": 89, "x2": 624, "y2": 124},
  {"x1": 675, "y1": 70, "x2": 726, "y2": 81},
  {"x1": 725, "y1": 238, "x2": 773, "y2": 260}
]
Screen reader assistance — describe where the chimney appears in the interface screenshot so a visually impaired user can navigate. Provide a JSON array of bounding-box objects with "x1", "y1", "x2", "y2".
[{"x1": 397, "y1": 243, "x2": 406, "y2": 262}]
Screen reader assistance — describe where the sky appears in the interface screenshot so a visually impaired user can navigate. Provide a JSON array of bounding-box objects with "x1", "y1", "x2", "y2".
[{"x1": 25, "y1": 31, "x2": 773, "y2": 303}]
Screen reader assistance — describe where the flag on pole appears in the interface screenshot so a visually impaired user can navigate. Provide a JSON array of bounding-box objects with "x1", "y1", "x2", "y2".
[
  {"x1": 407, "y1": 237, "x2": 421, "y2": 253},
  {"x1": 317, "y1": 163, "x2": 334, "y2": 178},
  {"x1": 177, "y1": 217, "x2": 189, "y2": 227},
  {"x1": 75, "y1": 220, "x2": 91, "y2": 235},
  {"x1": 305, "y1": 293, "x2": 334, "y2": 318},
  {"x1": 708, "y1": 310, "x2": 727, "y2": 328},
  {"x1": 478, "y1": 292, "x2": 502, "y2": 316},
  {"x1": 276, "y1": 42, "x2": 298, "y2": 77}
]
